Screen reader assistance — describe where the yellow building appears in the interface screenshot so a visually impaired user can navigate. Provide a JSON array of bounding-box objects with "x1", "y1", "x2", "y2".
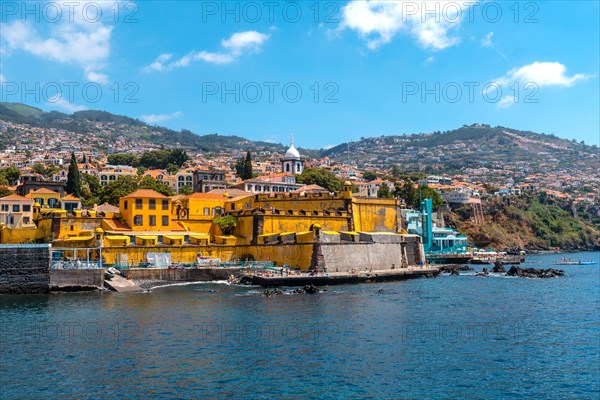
[
  {"x1": 175, "y1": 192, "x2": 230, "y2": 234},
  {"x1": 221, "y1": 181, "x2": 402, "y2": 244},
  {"x1": 25, "y1": 188, "x2": 61, "y2": 209},
  {"x1": 118, "y1": 189, "x2": 176, "y2": 232}
]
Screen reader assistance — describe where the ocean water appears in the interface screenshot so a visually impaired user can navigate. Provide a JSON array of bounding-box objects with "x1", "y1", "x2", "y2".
[{"x1": 1, "y1": 252, "x2": 598, "y2": 399}]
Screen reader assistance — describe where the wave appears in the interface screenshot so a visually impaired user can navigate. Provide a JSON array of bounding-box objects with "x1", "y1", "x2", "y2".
[{"x1": 146, "y1": 280, "x2": 230, "y2": 291}]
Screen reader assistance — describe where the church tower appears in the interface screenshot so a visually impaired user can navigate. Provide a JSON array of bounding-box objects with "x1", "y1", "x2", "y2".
[{"x1": 281, "y1": 134, "x2": 303, "y2": 174}]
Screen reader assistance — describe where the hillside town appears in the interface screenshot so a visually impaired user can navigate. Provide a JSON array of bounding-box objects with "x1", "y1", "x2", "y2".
[
  {"x1": 1, "y1": 118, "x2": 598, "y2": 205},
  {"x1": 1, "y1": 107, "x2": 599, "y2": 254}
]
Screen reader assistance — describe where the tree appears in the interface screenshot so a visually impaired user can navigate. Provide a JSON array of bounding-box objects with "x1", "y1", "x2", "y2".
[
  {"x1": 80, "y1": 173, "x2": 102, "y2": 207},
  {"x1": 396, "y1": 181, "x2": 416, "y2": 207},
  {"x1": 178, "y1": 185, "x2": 193, "y2": 195},
  {"x1": 243, "y1": 152, "x2": 254, "y2": 180},
  {"x1": 0, "y1": 186, "x2": 14, "y2": 198},
  {"x1": 107, "y1": 153, "x2": 140, "y2": 167},
  {"x1": 101, "y1": 176, "x2": 139, "y2": 205},
  {"x1": 66, "y1": 153, "x2": 81, "y2": 197},
  {"x1": 214, "y1": 215, "x2": 237, "y2": 235},
  {"x1": 32, "y1": 163, "x2": 58, "y2": 178},
  {"x1": 82, "y1": 154, "x2": 87, "y2": 163},
  {"x1": 235, "y1": 157, "x2": 245, "y2": 178},
  {"x1": 0, "y1": 166, "x2": 21, "y2": 185},
  {"x1": 168, "y1": 149, "x2": 189, "y2": 167},
  {"x1": 236, "y1": 152, "x2": 254, "y2": 180},
  {"x1": 166, "y1": 163, "x2": 179, "y2": 175},
  {"x1": 363, "y1": 171, "x2": 377, "y2": 182},
  {"x1": 138, "y1": 176, "x2": 174, "y2": 197},
  {"x1": 296, "y1": 168, "x2": 344, "y2": 193},
  {"x1": 140, "y1": 150, "x2": 171, "y2": 169},
  {"x1": 416, "y1": 185, "x2": 443, "y2": 211},
  {"x1": 377, "y1": 182, "x2": 393, "y2": 198},
  {"x1": 31, "y1": 162, "x2": 48, "y2": 176}
]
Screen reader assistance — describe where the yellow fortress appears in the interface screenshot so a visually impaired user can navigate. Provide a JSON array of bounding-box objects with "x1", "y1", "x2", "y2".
[{"x1": 0, "y1": 182, "x2": 424, "y2": 271}]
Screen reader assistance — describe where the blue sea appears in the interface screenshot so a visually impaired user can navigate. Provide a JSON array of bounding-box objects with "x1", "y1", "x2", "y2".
[{"x1": 1, "y1": 252, "x2": 599, "y2": 399}]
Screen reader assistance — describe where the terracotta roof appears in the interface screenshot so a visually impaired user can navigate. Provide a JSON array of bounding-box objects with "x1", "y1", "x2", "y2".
[
  {"x1": 30, "y1": 188, "x2": 59, "y2": 195},
  {"x1": 62, "y1": 194, "x2": 81, "y2": 201},
  {"x1": 121, "y1": 189, "x2": 168, "y2": 199},
  {"x1": 292, "y1": 184, "x2": 330, "y2": 194},
  {"x1": 170, "y1": 194, "x2": 187, "y2": 202},
  {"x1": 144, "y1": 169, "x2": 168, "y2": 179},
  {"x1": 96, "y1": 203, "x2": 119, "y2": 213},
  {"x1": 0, "y1": 194, "x2": 33, "y2": 202}
]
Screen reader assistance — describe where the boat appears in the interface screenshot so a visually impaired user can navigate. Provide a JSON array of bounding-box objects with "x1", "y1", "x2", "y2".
[{"x1": 554, "y1": 257, "x2": 597, "y2": 266}]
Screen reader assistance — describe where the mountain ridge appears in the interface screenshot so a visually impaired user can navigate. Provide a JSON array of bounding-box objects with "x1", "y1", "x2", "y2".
[{"x1": 1, "y1": 103, "x2": 597, "y2": 175}]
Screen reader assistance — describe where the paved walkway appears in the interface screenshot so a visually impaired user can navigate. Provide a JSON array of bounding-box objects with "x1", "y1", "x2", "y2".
[{"x1": 104, "y1": 274, "x2": 143, "y2": 292}]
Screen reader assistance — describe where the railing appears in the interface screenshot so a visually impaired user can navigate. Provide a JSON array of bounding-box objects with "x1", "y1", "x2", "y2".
[
  {"x1": 109, "y1": 260, "x2": 276, "y2": 270},
  {"x1": 428, "y1": 244, "x2": 470, "y2": 255},
  {"x1": 50, "y1": 260, "x2": 103, "y2": 270}
]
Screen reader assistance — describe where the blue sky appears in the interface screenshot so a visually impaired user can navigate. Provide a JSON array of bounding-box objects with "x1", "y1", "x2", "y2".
[{"x1": 1, "y1": 0, "x2": 598, "y2": 148}]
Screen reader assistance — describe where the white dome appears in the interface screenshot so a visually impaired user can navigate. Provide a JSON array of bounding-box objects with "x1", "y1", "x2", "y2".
[{"x1": 284, "y1": 145, "x2": 300, "y2": 159}]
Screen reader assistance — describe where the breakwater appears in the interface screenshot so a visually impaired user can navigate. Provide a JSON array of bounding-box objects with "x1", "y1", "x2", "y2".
[
  {"x1": 0, "y1": 244, "x2": 50, "y2": 294},
  {"x1": 245, "y1": 267, "x2": 439, "y2": 287}
]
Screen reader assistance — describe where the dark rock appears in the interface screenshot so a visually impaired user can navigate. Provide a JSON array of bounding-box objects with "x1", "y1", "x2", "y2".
[
  {"x1": 507, "y1": 266, "x2": 565, "y2": 278},
  {"x1": 476, "y1": 267, "x2": 489, "y2": 276},
  {"x1": 262, "y1": 288, "x2": 284, "y2": 297},
  {"x1": 440, "y1": 265, "x2": 470, "y2": 274},
  {"x1": 491, "y1": 261, "x2": 506, "y2": 273},
  {"x1": 303, "y1": 285, "x2": 319, "y2": 294}
]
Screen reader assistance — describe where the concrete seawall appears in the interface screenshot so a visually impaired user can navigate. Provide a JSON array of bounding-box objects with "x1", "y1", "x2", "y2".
[
  {"x1": 49, "y1": 270, "x2": 105, "y2": 291},
  {"x1": 0, "y1": 244, "x2": 50, "y2": 294},
  {"x1": 122, "y1": 267, "x2": 242, "y2": 283},
  {"x1": 314, "y1": 236, "x2": 424, "y2": 273}
]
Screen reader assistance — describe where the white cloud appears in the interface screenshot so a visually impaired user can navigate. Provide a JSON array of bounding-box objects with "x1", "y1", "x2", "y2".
[
  {"x1": 481, "y1": 32, "x2": 494, "y2": 48},
  {"x1": 0, "y1": 1, "x2": 117, "y2": 83},
  {"x1": 47, "y1": 94, "x2": 87, "y2": 113},
  {"x1": 490, "y1": 61, "x2": 591, "y2": 107},
  {"x1": 221, "y1": 31, "x2": 270, "y2": 54},
  {"x1": 193, "y1": 51, "x2": 234, "y2": 64},
  {"x1": 340, "y1": 0, "x2": 471, "y2": 50},
  {"x1": 140, "y1": 111, "x2": 183, "y2": 124},
  {"x1": 496, "y1": 62, "x2": 590, "y2": 88},
  {"x1": 143, "y1": 53, "x2": 173, "y2": 72},
  {"x1": 86, "y1": 70, "x2": 109, "y2": 84},
  {"x1": 144, "y1": 31, "x2": 269, "y2": 72}
]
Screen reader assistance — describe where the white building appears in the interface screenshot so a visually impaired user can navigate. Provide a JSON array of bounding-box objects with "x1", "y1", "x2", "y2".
[{"x1": 281, "y1": 136, "x2": 304, "y2": 175}]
